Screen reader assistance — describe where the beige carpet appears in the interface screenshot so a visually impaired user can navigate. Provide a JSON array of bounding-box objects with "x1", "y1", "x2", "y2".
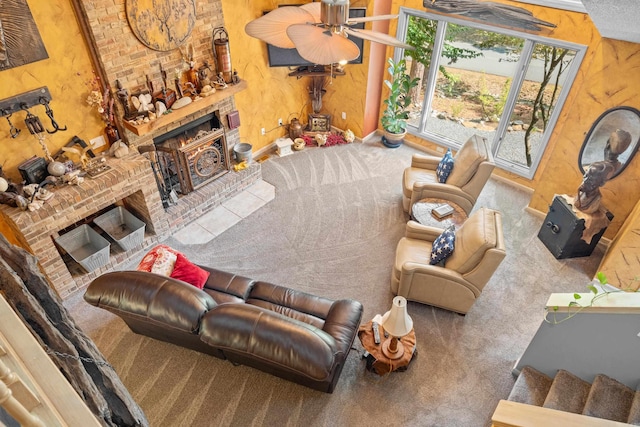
[{"x1": 65, "y1": 139, "x2": 603, "y2": 427}]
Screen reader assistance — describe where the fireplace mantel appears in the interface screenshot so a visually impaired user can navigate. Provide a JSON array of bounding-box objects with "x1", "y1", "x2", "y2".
[{"x1": 123, "y1": 80, "x2": 247, "y2": 137}]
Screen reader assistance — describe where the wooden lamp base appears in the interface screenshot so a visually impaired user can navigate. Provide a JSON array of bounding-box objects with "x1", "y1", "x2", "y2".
[{"x1": 382, "y1": 336, "x2": 405, "y2": 359}]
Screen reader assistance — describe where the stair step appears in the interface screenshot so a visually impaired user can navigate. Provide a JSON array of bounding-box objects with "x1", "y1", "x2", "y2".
[
  {"x1": 543, "y1": 369, "x2": 591, "y2": 414},
  {"x1": 582, "y1": 374, "x2": 635, "y2": 422},
  {"x1": 628, "y1": 387, "x2": 640, "y2": 425},
  {"x1": 508, "y1": 366, "x2": 553, "y2": 407}
]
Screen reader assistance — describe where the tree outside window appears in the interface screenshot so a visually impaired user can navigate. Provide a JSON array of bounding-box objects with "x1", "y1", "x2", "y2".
[{"x1": 396, "y1": 10, "x2": 585, "y2": 178}]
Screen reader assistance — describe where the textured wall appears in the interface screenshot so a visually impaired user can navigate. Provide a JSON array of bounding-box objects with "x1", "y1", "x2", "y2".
[
  {"x1": 529, "y1": 37, "x2": 640, "y2": 239},
  {"x1": 0, "y1": 0, "x2": 103, "y2": 182},
  {"x1": 598, "y1": 199, "x2": 640, "y2": 290}
]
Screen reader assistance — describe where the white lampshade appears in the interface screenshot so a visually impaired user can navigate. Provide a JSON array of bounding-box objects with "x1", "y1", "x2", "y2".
[{"x1": 381, "y1": 296, "x2": 413, "y2": 338}]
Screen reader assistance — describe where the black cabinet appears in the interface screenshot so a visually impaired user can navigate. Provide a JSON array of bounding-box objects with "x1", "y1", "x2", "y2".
[{"x1": 538, "y1": 196, "x2": 613, "y2": 259}]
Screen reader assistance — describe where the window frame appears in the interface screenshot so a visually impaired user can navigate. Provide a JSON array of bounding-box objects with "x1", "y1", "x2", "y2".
[{"x1": 395, "y1": 7, "x2": 587, "y2": 179}]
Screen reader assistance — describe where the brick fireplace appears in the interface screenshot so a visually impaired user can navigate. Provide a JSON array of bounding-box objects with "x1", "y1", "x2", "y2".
[
  {"x1": 73, "y1": 0, "x2": 241, "y2": 153},
  {"x1": 0, "y1": 152, "x2": 259, "y2": 298},
  {"x1": 0, "y1": 1, "x2": 262, "y2": 298}
]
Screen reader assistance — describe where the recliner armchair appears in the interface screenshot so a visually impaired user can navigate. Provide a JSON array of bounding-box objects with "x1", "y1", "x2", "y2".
[
  {"x1": 391, "y1": 207, "x2": 506, "y2": 314},
  {"x1": 402, "y1": 134, "x2": 495, "y2": 215}
]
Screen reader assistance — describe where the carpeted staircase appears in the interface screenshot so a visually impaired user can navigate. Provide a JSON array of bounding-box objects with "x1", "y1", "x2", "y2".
[{"x1": 508, "y1": 366, "x2": 640, "y2": 424}]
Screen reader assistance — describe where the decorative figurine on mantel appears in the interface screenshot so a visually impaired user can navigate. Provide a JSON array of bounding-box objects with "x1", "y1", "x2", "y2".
[
  {"x1": 213, "y1": 72, "x2": 227, "y2": 89},
  {"x1": 116, "y1": 79, "x2": 135, "y2": 120},
  {"x1": 180, "y1": 43, "x2": 201, "y2": 92},
  {"x1": 198, "y1": 61, "x2": 213, "y2": 87}
]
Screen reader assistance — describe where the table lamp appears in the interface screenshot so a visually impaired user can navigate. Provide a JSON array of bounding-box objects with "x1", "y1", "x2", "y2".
[{"x1": 381, "y1": 296, "x2": 413, "y2": 359}]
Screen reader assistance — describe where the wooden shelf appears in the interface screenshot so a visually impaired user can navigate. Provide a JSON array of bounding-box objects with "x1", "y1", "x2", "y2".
[{"x1": 122, "y1": 79, "x2": 247, "y2": 136}]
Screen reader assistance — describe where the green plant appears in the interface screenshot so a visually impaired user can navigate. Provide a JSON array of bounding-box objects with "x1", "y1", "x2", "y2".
[
  {"x1": 442, "y1": 73, "x2": 461, "y2": 97},
  {"x1": 544, "y1": 272, "x2": 639, "y2": 324},
  {"x1": 476, "y1": 75, "x2": 511, "y2": 119},
  {"x1": 381, "y1": 58, "x2": 420, "y2": 134},
  {"x1": 451, "y1": 101, "x2": 463, "y2": 118}
]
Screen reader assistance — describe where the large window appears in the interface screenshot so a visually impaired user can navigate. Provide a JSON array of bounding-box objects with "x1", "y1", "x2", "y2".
[{"x1": 396, "y1": 8, "x2": 586, "y2": 178}]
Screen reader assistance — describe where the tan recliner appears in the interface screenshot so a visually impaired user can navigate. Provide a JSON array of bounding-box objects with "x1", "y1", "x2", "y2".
[
  {"x1": 391, "y1": 207, "x2": 506, "y2": 314},
  {"x1": 402, "y1": 134, "x2": 495, "y2": 215}
]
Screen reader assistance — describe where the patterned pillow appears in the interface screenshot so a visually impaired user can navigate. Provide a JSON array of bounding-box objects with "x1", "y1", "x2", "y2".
[
  {"x1": 137, "y1": 244, "x2": 177, "y2": 272},
  {"x1": 150, "y1": 247, "x2": 178, "y2": 276},
  {"x1": 136, "y1": 244, "x2": 210, "y2": 288},
  {"x1": 429, "y1": 226, "x2": 456, "y2": 265},
  {"x1": 436, "y1": 148, "x2": 454, "y2": 183}
]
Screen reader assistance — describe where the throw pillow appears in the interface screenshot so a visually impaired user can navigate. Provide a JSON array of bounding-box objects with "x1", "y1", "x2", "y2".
[
  {"x1": 436, "y1": 148, "x2": 454, "y2": 183},
  {"x1": 150, "y1": 247, "x2": 178, "y2": 276},
  {"x1": 170, "y1": 253, "x2": 210, "y2": 289},
  {"x1": 136, "y1": 247, "x2": 160, "y2": 272},
  {"x1": 430, "y1": 226, "x2": 456, "y2": 265},
  {"x1": 137, "y1": 244, "x2": 177, "y2": 272}
]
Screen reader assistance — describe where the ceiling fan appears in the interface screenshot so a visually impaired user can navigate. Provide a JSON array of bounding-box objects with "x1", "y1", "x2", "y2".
[{"x1": 245, "y1": 0, "x2": 414, "y2": 66}]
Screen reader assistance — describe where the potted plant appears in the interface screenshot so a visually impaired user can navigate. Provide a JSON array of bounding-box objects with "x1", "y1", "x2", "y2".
[{"x1": 381, "y1": 57, "x2": 420, "y2": 148}]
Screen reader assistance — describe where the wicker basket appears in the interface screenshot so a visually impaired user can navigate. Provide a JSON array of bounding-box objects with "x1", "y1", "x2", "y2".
[
  {"x1": 54, "y1": 224, "x2": 110, "y2": 273},
  {"x1": 93, "y1": 206, "x2": 146, "y2": 251}
]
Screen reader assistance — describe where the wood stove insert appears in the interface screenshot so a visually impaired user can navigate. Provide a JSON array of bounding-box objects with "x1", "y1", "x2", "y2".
[{"x1": 153, "y1": 112, "x2": 230, "y2": 196}]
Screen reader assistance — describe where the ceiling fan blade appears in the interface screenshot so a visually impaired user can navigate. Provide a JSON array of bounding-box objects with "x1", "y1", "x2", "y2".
[
  {"x1": 347, "y1": 14, "x2": 398, "y2": 24},
  {"x1": 343, "y1": 27, "x2": 414, "y2": 50},
  {"x1": 300, "y1": 2, "x2": 322, "y2": 23},
  {"x1": 245, "y1": 6, "x2": 315, "y2": 49},
  {"x1": 287, "y1": 24, "x2": 360, "y2": 65}
]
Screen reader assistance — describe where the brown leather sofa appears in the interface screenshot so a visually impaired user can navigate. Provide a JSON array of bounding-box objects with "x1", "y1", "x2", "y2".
[{"x1": 84, "y1": 267, "x2": 363, "y2": 393}]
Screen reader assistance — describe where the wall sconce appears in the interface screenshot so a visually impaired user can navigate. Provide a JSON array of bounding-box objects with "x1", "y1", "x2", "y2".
[{"x1": 381, "y1": 296, "x2": 413, "y2": 360}]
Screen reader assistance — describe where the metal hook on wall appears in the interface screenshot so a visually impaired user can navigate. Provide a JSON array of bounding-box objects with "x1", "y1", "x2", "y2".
[
  {"x1": 1, "y1": 109, "x2": 20, "y2": 138},
  {"x1": 21, "y1": 103, "x2": 45, "y2": 135},
  {"x1": 39, "y1": 97, "x2": 67, "y2": 133}
]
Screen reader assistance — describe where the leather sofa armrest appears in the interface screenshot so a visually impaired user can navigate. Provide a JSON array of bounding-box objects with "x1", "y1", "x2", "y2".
[
  {"x1": 84, "y1": 271, "x2": 216, "y2": 333},
  {"x1": 460, "y1": 161, "x2": 495, "y2": 193},
  {"x1": 322, "y1": 299, "x2": 363, "y2": 353},
  {"x1": 411, "y1": 153, "x2": 441, "y2": 169},
  {"x1": 398, "y1": 262, "x2": 481, "y2": 297},
  {"x1": 200, "y1": 304, "x2": 339, "y2": 381},
  {"x1": 405, "y1": 220, "x2": 443, "y2": 241},
  {"x1": 410, "y1": 183, "x2": 476, "y2": 215}
]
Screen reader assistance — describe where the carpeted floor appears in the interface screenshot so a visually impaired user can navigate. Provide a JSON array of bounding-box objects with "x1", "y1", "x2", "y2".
[{"x1": 65, "y1": 139, "x2": 603, "y2": 427}]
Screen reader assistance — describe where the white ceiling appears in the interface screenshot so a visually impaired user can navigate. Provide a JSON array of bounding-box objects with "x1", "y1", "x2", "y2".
[
  {"x1": 580, "y1": 0, "x2": 640, "y2": 43},
  {"x1": 517, "y1": 0, "x2": 640, "y2": 43}
]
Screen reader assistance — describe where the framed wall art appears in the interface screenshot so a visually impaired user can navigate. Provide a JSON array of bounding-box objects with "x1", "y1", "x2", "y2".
[
  {"x1": 125, "y1": 0, "x2": 196, "y2": 51},
  {"x1": 308, "y1": 114, "x2": 331, "y2": 133},
  {"x1": 0, "y1": 0, "x2": 48, "y2": 71}
]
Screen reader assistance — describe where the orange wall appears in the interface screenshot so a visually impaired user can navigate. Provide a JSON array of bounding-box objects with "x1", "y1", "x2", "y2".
[
  {"x1": 530, "y1": 37, "x2": 640, "y2": 238},
  {"x1": 0, "y1": 0, "x2": 103, "y2": 183},
  {"x1": 221, "y1": 0, "x2": 372, "y2": 147}
]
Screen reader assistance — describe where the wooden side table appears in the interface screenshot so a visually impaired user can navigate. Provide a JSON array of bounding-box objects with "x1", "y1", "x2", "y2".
[
  {"x1": 411, "y1": 198, "x2": 468, "y2": 229},
  {"x1": 357, "y1": 321, "x2": 417, "y2": 375}
]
